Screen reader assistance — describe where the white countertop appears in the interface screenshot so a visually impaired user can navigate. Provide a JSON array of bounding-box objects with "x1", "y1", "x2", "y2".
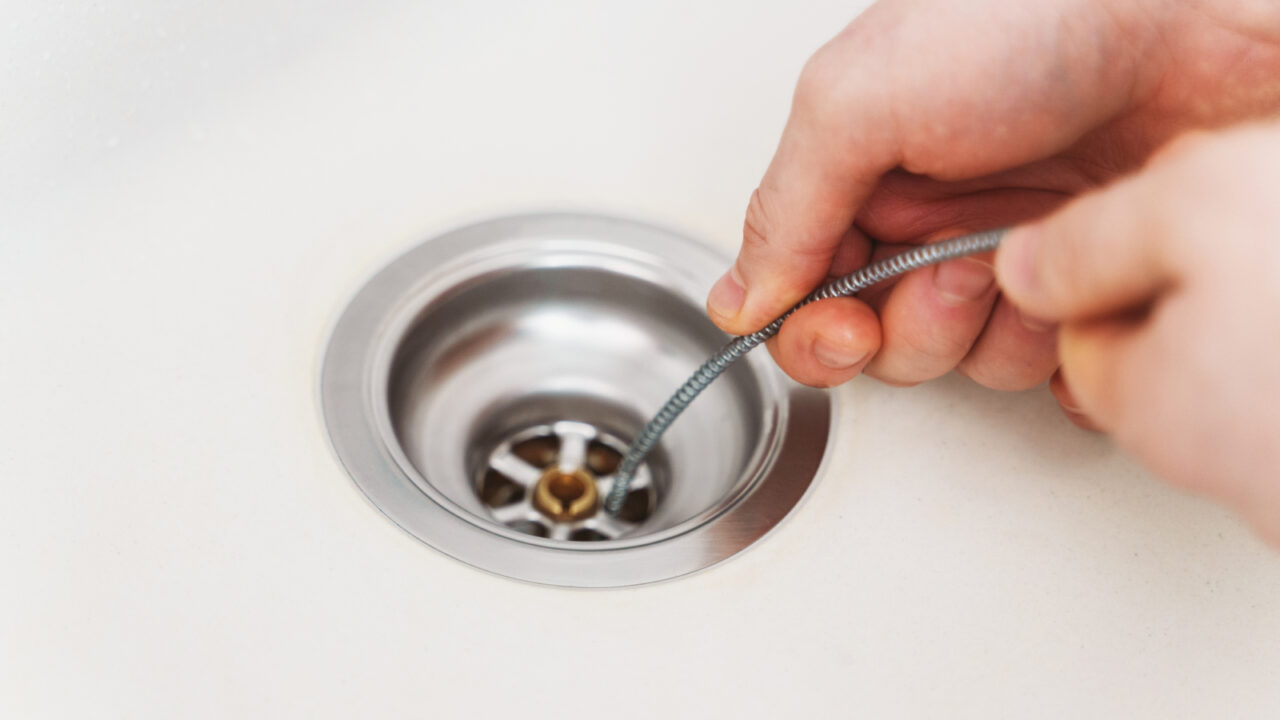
[{"x1": 4, "y1": 1, "x2": 1279, "y2": 717}]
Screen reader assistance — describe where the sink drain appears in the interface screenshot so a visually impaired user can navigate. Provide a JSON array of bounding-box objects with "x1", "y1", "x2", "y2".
[
  {"x1": 320, "y1": 213, "x2": 834, "y2": 587},
  {"x1": 477, "y1": 421, "x2": 656, "y2": 540}
]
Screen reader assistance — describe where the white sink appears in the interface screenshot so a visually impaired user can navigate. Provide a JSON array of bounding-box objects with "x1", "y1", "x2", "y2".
[{"x1": 4, "y1": 1, "x2": 1279, "y2": 717}]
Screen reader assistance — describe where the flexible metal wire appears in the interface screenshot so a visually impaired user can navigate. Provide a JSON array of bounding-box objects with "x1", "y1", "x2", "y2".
[{"x1": 604, "y1": 228, "x2": 1007, "y2": 514}]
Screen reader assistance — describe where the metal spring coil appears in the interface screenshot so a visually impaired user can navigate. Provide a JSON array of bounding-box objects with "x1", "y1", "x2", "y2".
[{"x1": 604, "y1": 228, "x2": 1007, "y2": 514}]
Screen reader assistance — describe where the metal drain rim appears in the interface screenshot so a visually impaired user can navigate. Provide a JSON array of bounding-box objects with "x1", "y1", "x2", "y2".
[
  {"x1": 363, "y1": 239, "x2": 792, "y2": 551},
  {"x1": 320, "y1": 213, "x2": 836, "y2": 587}
]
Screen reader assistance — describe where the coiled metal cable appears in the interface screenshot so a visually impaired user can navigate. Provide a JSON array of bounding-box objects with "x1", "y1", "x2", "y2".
[{"x1": 604, "y1": 228, "x2": 1007, "y2": 514}]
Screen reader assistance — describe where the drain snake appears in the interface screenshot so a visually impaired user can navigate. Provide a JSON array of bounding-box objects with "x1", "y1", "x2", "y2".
[{"x1": 604, "y1": 228, "x2": 1006, "y2": 514}]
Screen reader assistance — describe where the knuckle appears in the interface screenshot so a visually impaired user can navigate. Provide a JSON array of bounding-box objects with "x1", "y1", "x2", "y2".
[
  {"x1": 795, "y1": 48, "x2": 837, "y2": 109},
  {"x1": 906, "y1": 323, "x2": 971, "y2": 361},
  {"x1": 744, "y1": 186, "x2": 847, "y2": 264},
  {"x1": 742, "y1": 186, "x2": 780, "y2": 255},
  {"x1": 794, "y1": 42, "x2": 860, "y2": 124},
  {"x1": 869, "y1": 326, "x2": 972, "y2": 385}
]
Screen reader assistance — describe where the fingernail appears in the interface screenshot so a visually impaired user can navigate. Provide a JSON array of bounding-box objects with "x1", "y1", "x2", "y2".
[
  {"x1": 996, "y1": 228, "x2": 1038, "y2": 297},
  {"x1": 708, "y1": 266, "x2": 745, "y2": 319},
  {"x1": 1019, "y1": 310, "x2": 1054, "y2": 333},
  {"x1": 812, "y1": 337, "x2": 868, "y2": 370},
  {"x1": 934, "y1": 257, "x2": 995, "y2": 305}
]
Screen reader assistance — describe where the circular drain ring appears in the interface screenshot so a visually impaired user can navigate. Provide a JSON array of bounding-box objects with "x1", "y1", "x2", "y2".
[{"x1": 320, "y1": 213, "x2": 835, "y2": 587}]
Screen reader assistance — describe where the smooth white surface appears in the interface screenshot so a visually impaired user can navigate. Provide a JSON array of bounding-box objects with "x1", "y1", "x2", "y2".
[{"x1": 4, "y1": 1, "x2": 1278, "y2": 717}]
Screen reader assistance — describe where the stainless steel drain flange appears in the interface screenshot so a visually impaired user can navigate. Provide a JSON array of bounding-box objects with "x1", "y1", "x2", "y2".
[{"x1": 320, "y1": 213, "x2": 835, "y2": 587}]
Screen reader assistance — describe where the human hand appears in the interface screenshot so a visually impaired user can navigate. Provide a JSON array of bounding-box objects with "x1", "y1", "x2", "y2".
[
  {"x1": 996, "y1": 122, "x2": 1280, "y2": 545},
  {"x1": 709, "y1": 0, "x2": 1280, "y2": 399}
]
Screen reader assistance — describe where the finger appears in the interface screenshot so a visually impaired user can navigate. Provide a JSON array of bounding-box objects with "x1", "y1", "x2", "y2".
[
  {"x1": 1056, "y1": 310, "x2": 1180, "y2": 451},
  {"x1": 857, "y1": 178, "x2": 1072, "y2": 245},
  {"x1": 1062, "y1": 302, "x2": 1238, "y2": 492},
  {"x1": 1056, "y1": 309, "x2": 1225, "y2": 498},
  {"x1": 995, "y1": 171, "x2": 1177, "y2": 321},
  {"x1": 862, "y1": 234, "x2": 999, "y2": 386},
  {"x1": 706, "y1": 43, "x2": 900, "y2": 335},
  {"x1": 859, "y1": 159, "x2": 1100, "y2": 221},
  {"x1": 853, "y1": 187, "x2": 1069, "y2": 390},
  {"x1": 1066, "y1": 277, "x2": 1280, "y2": 543},
  {"x1": 767, "y1": 297, "x2": 881, "y2": 387},
  {"x1": 956, "y1": 296, "x2": 1059, "y2": 391},
  {"x1": 1049, "y1": 367, "x2": 1101, "y2": 432}
]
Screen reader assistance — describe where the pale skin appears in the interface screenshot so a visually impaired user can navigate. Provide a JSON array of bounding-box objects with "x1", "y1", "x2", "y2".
[{"x1": 708, "y1": 0, "x2": 1280, "y2": 544}]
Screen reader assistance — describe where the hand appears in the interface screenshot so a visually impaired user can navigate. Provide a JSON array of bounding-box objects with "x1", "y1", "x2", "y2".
[
  {"x1": 996, "y1": 122, "x2": 1280, "y2": 545},
  {"x1": 709, "y1": 0, "x2": 1280, "y2": 399}
]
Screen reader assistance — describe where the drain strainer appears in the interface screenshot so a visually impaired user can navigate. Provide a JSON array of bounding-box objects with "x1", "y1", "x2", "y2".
[
  {"x1": 320, "y1": 213, "x2": 835, "y2": 587},
  {"x1": 477, "y1": 421, "x2": 656, "y2": 540}
]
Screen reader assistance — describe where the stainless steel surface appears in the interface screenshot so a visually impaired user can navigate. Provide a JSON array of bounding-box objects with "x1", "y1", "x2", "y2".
[
  {"x1": 605, "y1": 229, "x2": 1006, "y2": 511},
  {"x1": 320, "y1": 213, "x2": 835, "y2": 587}
]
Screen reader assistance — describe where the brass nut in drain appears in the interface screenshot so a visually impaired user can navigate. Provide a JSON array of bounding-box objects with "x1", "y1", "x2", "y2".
[
  {"x1": 533, "y1": 468, "x2": 598, "y2": 522},
  {"x1": 474, "y1": 422, "x2": 658, "y2": 541}
]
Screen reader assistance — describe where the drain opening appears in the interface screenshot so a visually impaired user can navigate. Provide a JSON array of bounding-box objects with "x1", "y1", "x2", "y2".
[
  {"x1": 511, "y1": 435, "x2": 558, "y2": 468},
  {"x1": 507, "y1": 520, "x2": 549, "y2": 538},
  {"x1": 479, "y1": 469, "x2": 525, "y2": 507},
  {"x1": 475, "y1": 421, "x2": 657, "y2": 542}
]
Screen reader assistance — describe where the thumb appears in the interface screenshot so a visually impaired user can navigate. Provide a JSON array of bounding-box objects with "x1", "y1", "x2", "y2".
[{"x1": 995, "y1": 162, "x2": 1178, "y2": 321}]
